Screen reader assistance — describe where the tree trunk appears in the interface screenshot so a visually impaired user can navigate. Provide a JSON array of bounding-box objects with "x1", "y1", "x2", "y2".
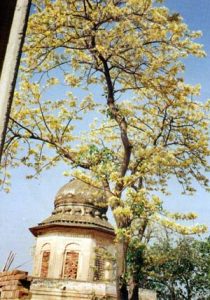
[
  {"x1": 116, "y1": 240, "x2": 128, "y2": 300},
  {"x1": 128, "y1": 278, "x2": 139, "y2": 300}
]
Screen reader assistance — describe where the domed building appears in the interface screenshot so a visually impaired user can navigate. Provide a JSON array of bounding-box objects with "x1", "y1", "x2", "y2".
[{"x1": 29, "y1": 179, "x2": 117, "y2": 300}]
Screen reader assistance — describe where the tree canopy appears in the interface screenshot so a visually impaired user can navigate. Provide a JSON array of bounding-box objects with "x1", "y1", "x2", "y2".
[
  {"x1": 1, "y1": 0, "x2": 209, "y2": 298},
  {"x1": 138, "y1": 236, "x2": 210, "y2": 299}
]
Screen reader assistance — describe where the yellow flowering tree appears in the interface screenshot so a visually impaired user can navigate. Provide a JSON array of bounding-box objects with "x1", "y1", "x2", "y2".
[{"x1": 1, "y1": 0, "x2": 209, "y2": 298}]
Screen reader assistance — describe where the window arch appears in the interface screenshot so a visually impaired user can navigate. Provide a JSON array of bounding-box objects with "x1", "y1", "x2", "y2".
[
  {"x1": 94, "y1": 247, "x2": 105, "y2": 281},
  {"x1": 40, "y1": 243, "x2": 51, "y2": 278},
  {"x1": 63, "y1": 243, "x2": 80, "y2": 280}
]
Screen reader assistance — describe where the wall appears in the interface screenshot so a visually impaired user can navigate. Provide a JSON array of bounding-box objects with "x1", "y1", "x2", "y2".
[
  {"x1": 32, "y1": 230, "x2": 94, "y2": 280},
  {"x1": 0, "y1": 270, "x2": 31, "y2": 299},
  {"x1": 32, "y1": 228, "x2": 115, "y2": 282},
  {"x1": 30, "y1": 278, "x2": 116, "y2": 300},
  {"x1": 139, "y1": 288, "x2": 157, "y2": 300}
]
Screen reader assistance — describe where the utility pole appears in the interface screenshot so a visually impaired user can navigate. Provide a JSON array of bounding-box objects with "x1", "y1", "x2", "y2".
[{"x1": 0, "y1": 0, "x2": 31, "y2": 162}]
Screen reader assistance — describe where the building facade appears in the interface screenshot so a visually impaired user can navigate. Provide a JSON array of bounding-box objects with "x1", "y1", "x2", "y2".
[{"x1": 29, "y1": 179, "x2": 117, "y2": 299}]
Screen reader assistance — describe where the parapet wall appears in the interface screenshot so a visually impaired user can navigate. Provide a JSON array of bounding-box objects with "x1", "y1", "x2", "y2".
[
  {"x1": 0, "y1": 270, "x2": 31, "y2": 299},
  {"x1": 30, "y1": 278, "x2": 116, "y2": 300},
  {"x1": 139, "y1": 288, "x2": 157, "y2": 300}
]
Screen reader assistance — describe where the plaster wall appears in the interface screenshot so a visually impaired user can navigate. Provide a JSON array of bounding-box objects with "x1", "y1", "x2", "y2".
[
  {"x1": 30, "y1": 278, "x2": 116, "y2": 300},
  {"x1": 139, "y1": 288, "x2": 157, "y2": 300},
  {"x1": 94, "y1": 232, "x2": 116, "y2": 281},
  {"x1": 32, "y1": 231, "x2": 95, "y2": 281}
]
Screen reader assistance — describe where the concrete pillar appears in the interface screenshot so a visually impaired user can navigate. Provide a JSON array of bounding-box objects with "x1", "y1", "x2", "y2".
[{"x1": 0, "y1": 0, "x2": 31, "y2": 162}]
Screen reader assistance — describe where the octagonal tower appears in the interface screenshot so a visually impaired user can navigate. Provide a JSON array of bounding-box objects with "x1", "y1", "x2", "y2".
[{"x1": 29, "y1": 179, "x2": 116, "y2": 300}]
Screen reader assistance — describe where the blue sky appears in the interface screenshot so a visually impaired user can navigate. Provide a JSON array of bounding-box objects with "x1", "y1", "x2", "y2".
[{"x1": 0, "y1": 0, "x2": 209, "y2": 271}]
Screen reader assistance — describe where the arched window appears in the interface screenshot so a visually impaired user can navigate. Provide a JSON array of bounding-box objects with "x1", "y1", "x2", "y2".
[
  {"x1": 63, "y1": 243, "x2": 80, "y2": 279},
  {"x1": 40, "y1": 243, "x2": 50, "y2": 278},
  {"x1": 94, "y1": 248, "x2": 105, "y2": 281}
]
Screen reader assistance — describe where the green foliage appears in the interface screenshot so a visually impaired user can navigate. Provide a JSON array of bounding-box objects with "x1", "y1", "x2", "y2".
[
  {"x1": 127, "y1": 239, "x2": 145, "y2": 283},
  {"x1": 139, "y1": 237, "x2": 210, "y2": 299}
]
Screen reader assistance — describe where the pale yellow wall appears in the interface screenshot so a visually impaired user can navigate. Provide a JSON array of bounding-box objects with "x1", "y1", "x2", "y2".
[
  {"x1": 32, "y1": 231, "x2": 95, "y2": 281},
  {"x1": 30, "y1": 228, "x2": 117, "y2": 300},
  {"x1": 30, "y1": 280, "x2": 117, "y2": 300}
]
